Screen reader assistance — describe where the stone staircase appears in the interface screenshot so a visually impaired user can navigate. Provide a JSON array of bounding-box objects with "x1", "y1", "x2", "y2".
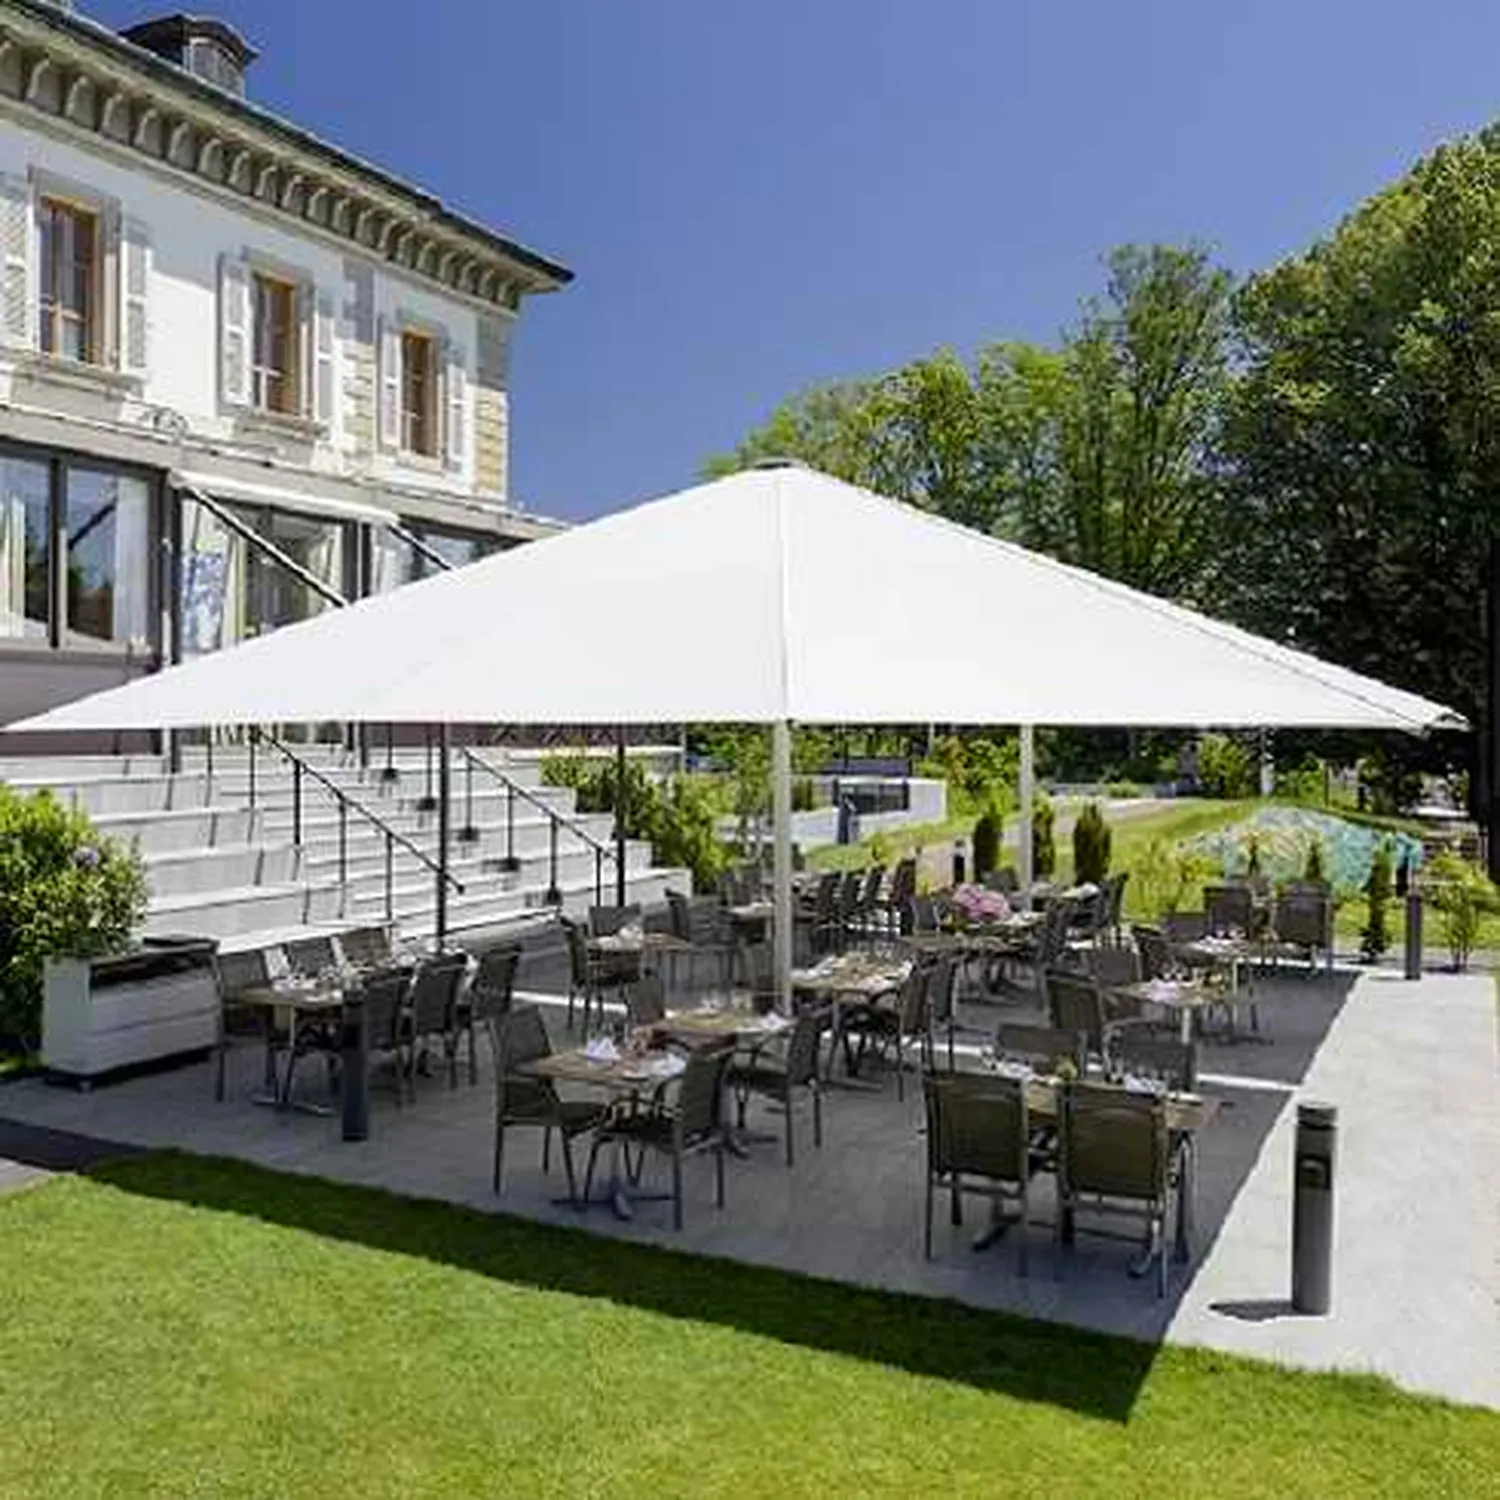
[{"x1": 0, "y1": 745, "x2": 687, "y2": 955}]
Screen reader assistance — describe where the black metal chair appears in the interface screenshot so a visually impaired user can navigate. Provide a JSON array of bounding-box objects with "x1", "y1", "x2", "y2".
[
  {"x1": 355, "y1": 963, "x2": 414, "y2": 1107},
  {"x1": 337, "y1": 925, "x2": 392, "y2": 971},
  {"x1": 585, "y1": 1042, "x2": 735, "y2": 1230},
  {"x1": 922, "y1": 1070, "x2": 1034, "y2": 1271},
  {"x1": 993, "y1": 1022, "x2": 1087, "y2": 1077},
  {"x1": 625, "y1": 970, "x2": 667, "y2": 1029},
  {"x1": 728, "y1": 1008, "x2": 825, "y2": 1165},
  {"x1": 456, "y1": 941, "x2": 521, "y2": 1083},
  {"x1": 561, "y1": 916, "x2": 600, "y2": 1035},
  {"x1": 401, "y1": 951, "x2": 469, "y2": 1095},
  {"x1": 490, "y1": 1006, "x2": 607, "y2": 1206},
  {"x1": 1110, "y1": 1032, "x2": 1198, "y2": 1092},
  {"x1": 284, "y1": 934, "x2": 338, "y2": 978},
  {"x1": 213, "y1": 946, "x2": 276, "y2": 1102}
]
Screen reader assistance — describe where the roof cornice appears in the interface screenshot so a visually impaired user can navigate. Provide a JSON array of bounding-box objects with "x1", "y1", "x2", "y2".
[{"x1": 0, "y1": 0, "x2": 572, "y2": 309}]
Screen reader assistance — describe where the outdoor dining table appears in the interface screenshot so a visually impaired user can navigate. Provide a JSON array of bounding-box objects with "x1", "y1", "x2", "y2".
[
  {"x1": 1110, "y1": 977, "x2": 1223, "y2": 1045},
  {"x1": 588, "y1": 929, "x2": 694, "y2": 988},
  {"x1": 791, "y1": 955, "x2": 911, "y2": 1084},
  {"x1": 1172, "y1": 934, "x2": 1261, "y2": 1037},
  {"x1": 236, "y1": 978, "x2": 351, "y2": 1115},
  {"x1": 522, "y1": 1044, "x2": 688, "y2": 1220},
  {"x1": 973, "y1": 1064, "x2": 1220, "y2": 1263}
]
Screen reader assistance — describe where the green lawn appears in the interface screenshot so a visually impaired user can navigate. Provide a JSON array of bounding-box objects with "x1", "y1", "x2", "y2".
[{"x1": 0, "y1": 1154, "x2": 1493, "y2": 1497}]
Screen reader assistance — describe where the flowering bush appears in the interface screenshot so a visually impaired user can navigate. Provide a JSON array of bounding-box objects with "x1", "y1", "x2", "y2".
[
  {"x1": 0, "y1": 786, "x2": 147, "y2": 1048},
  {"x1": 949, "y1": 884, "x2": 1011, "y2": 927}
]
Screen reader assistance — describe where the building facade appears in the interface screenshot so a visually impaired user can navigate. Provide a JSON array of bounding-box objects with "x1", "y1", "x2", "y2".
[{"x1": 0, "y1": 1, "x2": 571, "y2": 729}]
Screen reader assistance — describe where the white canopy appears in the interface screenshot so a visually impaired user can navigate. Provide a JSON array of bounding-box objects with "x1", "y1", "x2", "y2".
[{"x1": 7, "y1": 464, "x2": 1463, "y2": 734}]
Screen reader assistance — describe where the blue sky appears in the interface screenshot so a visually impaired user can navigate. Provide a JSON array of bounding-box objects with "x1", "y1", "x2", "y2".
[{"x1": 89, "y1": 1, "x2": 1500, "y2": 520}]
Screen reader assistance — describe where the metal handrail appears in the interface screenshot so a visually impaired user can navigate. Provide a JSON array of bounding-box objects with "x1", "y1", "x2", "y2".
[
  {"x1": 456, "y1": 745, "x2": 616, "y2": 907},
  {"x1": 248, "y1": 729, "x2": 464, "y2": 924},
  {"x1": 386, "y1": 521, "x2": 455, "y2": 575}
]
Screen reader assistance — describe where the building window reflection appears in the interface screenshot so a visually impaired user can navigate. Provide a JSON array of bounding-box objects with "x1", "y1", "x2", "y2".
[
  {"x1": 0, "y1": 456, "x2": 52, "y2": 643},
  {"x1": 65, "y1": 467, "x2": 150, "y2": 650}
]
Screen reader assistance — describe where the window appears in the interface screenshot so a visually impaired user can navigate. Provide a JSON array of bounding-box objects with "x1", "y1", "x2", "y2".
[
  {"x1": 401, "y1": 330, "x2": 438, "y2": 456},
  {"x1": 251, "y1": 272, "x2": 298, "y2": 415},
  {"x1": 64, "y1": 467, "x2": 150, "y2": 649},
  {"x1": 38, "y1": 198, "x2": 98, "y2": 364},
  {"x1": 0, "y1": 455, "x2": 51, "y2": 641}
]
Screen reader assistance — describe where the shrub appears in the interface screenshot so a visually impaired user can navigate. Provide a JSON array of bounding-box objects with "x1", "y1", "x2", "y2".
[
  {"x1": 1197, "y1": 733, "x2": 1256, "y2": 798},
  {"x1": 1103, "y1": 780, "x2": 1144, "y2": 799},
  {"x1": 867, "y1": 830, "x2": 895, "y2": 870},
  {"x1": 0, "y1": 787, "x2": 147, "y2": 1049},
  {"x1": 918, "y1": 734, "x2": 1018, "y2": 819},
  {"x1": 1275, "y1": 756, "x2": 1326, "y2": 805},
  {"x1": 1031, "y1": 792, "x2": 1056, "y2": 880},
  {"x1": 1245, "y1": 830, "x2": 1264, "y2": 880},
  {"x1": 1422, "y1": 851, "x2": 1498, "y2": 973},
  {"x1": 971, "y1": 804, "x2": 1002, "y2": 880},
  {"x1": 1072, "y1": 801, "x2": 1112, "y2": 885},
  {"x1": 1361, "y1": 840, "x2": 1394, "y2": 962},
  {"x1": 1304, "y1": 837, "x2": 1327, "y2": 885},
  {"x1": 791, "y1": 776, "x2": 818, "y2": 813},
  {"x1": 1135, "y1": 837, "x2": 1218, "y2": 919}
]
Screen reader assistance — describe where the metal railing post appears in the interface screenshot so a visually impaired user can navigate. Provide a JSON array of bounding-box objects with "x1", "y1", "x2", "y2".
[
  {"x1": 503, "y1": 781, "x2": 518, "y2": 872},
  {"x1": 459, "y1": 751, "x2": 477, "y2": 842},
  {"x1": 595, "y1": 847, "x2": 603, "y2": 908},
  {"x1": 436, "y1": 726, "x2": 451, "y2": 949},
  {"x1": 338, "y1": 798, "x2": 348, "y2": 887},
  {"x1": 205, "y1": 732, "x2": 214, "y2": 799},
  {"x1": 248, "y1": 727, "x2": 257, "y2": 810},
  {"x1": 385, "y1": 830, "x2": 394, "y2": 923},
  {"x1": 293, "y1": 759, "x2": 303, "y2": 849},
  {"x1": 547, "y1": 816, "x2": 561, "y2": 906},
  {"x1": 381, "y1": 722, "x2": 397, "y2": 784},
  {"x1": 418, "y1": 725, "x2": 436, "y2": 811}
]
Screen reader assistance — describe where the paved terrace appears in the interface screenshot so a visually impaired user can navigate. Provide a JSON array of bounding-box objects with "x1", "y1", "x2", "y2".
[{"x1": 0, "y1": 952, "x2": 1494, "y2": 1411}]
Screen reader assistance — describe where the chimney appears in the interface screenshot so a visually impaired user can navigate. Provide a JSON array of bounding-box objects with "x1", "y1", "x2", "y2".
[{"x1": 121, "y1": 14, "x2": 258, "y2": 98}]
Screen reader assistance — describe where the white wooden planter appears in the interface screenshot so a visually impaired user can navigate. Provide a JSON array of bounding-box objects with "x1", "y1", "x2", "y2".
[{"x1": 42, "y1": 940, "x2": 220, "y2": 1083}]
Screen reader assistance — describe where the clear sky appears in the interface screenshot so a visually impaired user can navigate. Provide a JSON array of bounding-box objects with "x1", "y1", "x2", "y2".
[{"x1": 87, "y1": 1, "x2": 1500, "y2": 520}]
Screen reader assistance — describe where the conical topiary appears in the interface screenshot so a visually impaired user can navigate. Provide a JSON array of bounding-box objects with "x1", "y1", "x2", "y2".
[{"x1": 1072, "y1": 800, "x2": 1112, "y2": 885}]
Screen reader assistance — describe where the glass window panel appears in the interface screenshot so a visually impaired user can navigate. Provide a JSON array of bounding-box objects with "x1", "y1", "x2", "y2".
[
  {"x1": 64, "y1": 468, "x2": 150, "y2": 649},
  {"x1": 0, "y1": 456, "x2": 51, "y2": 642},
  {"x1": 179, "y1": 496, "x2": 248, "y2": 657}
]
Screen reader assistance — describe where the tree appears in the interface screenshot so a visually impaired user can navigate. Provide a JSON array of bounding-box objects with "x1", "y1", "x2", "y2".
[{"x1": 1220, "y1": 131, "x2": 1500, "y2": 790}]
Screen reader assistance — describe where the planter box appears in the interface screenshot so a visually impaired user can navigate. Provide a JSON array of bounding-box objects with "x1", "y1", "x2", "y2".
[{"x1": 42, "y1": 937, "x2": 220, "y2": 1084}]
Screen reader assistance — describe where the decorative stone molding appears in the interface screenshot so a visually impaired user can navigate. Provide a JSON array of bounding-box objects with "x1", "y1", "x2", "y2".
[{"x1": 0, "y1": 12, "x2": 565, "y2": 310}]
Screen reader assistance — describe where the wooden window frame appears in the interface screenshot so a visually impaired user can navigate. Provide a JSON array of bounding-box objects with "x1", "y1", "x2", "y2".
[
  {"x1": 250, "y1": 270, "x2": 300, "y2": 417},
  {"x1": 37, "y1": 194, "x2": 102, "y2": 367}
]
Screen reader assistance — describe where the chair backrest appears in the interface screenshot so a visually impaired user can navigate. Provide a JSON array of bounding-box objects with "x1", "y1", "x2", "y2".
[
  {"x1": 925, "y1": 956, "x2": 956, "y2": 1026},
  {"x1": 216, "y1": 947, "x2": 270, "y2": 1001},
  {"x1": 625, "y1": 971, "x2": 667, "y2": 1028},
  {"x1": 1044, "y1": 969, "x2": 1107, "y2": 1058},
  {"x1": 338, "y1": 926, "x2": 391, "y2": 970},
  {"x1": 1131, "y1": 924, "x2": 1174, "y2": 981},
  {"x1": 1087, "y1": 945, "x2": 1138, "y2": 987},
  {"x1": 1060, "y1": 1082, "x2": 1168, "y2": 1203},
  {"x1": 812, "y1": 871, "x2": 840, "y2": 920},
  {"x1": 407, "y1": 952, "x2": 468, "y2": 1035},
  {"x1": 1275, "y1": 890, "x2": 1329, "y2": 948},
  {"x1": 1205, "y1": 884, "x2": 1253, "y2": 936},
  {"x1": 993, "y1": 1022, "x2": 1086, "y2": 1075},
  {"x1": 858, "y1": 864, "x2": 885, "y2": 909},
  {"x1": 888, "y1": 857, "x2": 918, "y2": 907},
  {"x1": 910, "y1": 893, "x2": 940, "y2": 934},
  {"x1": 561, "y1": 917, "x2": 589, "y2": 987},
  {"x1": 673, "y1": 1043, "x2": 733, "y2": 1144},
  {"x1": 1105, "y1": 871, "x2": 1129, "y2": 927},
  {"x1": 897, "y1": 961, "x2": 931, "y2": 1034},
  {"x1": 1036, "y1": 897, "x2": 1076, "y2": 968},
  {"x1": 924, "y1": 1072, "x2": 1028, "y2": 1185},
  {"x1": 589, "y1": 904, "x2": 641, "y2": 938},
  {"x1": 1162, "y1": 910, "x2": 1209, "y2": 943},
  {"x1": 284, "y1": 935, "x2": 337, "y2": 978},
  {"x1": 493, "y1": 1005, "x2": 556, "y2": 1118},
  {"x1": 1110, "y1": 1032, "x2": 1197, "y2": 1092},
  {"x1": 782, "y1": 1009, "x2": 823, "y2": 1086},
  {"x1": 665, "y1": 889, "x2": 693, "y2": 942},
  {"x1": 470, "y1": 943, "x2": 522, "y2": 1024},
  {"x1": 837, "y1": 869, "x2": 862, "y2": 917},
  {"x1": 984, "y1": 866, "x2": 1019, "y2": 895},
  {"x1": 358, "y1": 965, "x2": 410, "y2": 1051}
]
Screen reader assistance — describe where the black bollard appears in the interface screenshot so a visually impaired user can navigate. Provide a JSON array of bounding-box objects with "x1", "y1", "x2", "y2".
[
  {"x1": 1404, "y1": 890, "x2": 1423, "y2": 980},
  {"x1": 1291, "y1": 1102, "x2": 1337, "y2": 1314},
  {"x1": 341, "y1": 991, "x2": 370, "y2": 1143}
]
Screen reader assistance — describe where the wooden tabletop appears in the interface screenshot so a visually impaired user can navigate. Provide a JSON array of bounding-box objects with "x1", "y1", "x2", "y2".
[
  {"x1": 238, "y1": 983, "x2": 346, "y2": 1014},
  {"x1": 791, "y1": 960, "x2": 909, "y2": 998},
  {"x1": 1020, "y1": 1075, "x2": 1220, "y2": 1134},
  {"x1": 587, "y1": 932, "x2": 691, "y2": 955},
  {"x1": 523, "y1": 1048, "x2": 686, "y2": 1093},
  {"x1": 1111, "y1": 979, "x2": 1221, "y2": 1014},
  {"x1": 655, "y1": 1006, "x2": 793, "y2": 1043}
]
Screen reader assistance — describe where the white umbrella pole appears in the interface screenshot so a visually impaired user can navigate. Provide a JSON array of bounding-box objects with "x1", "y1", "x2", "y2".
[
  {"x1": 772, "y1": 718, "x2": 793, "y2": 1014},
  {"x1": 1018, "y1": 724, "x2": 1035, "y2": 891}
]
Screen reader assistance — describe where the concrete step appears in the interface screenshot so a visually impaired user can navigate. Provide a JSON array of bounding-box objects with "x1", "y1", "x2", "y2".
[
  {"x1": 3, "y1": 773, "x2": 216, "y2": 815},
  {"x1": 0, "y1": 754, "x2": 168, "y2": 781},
  {"x1": 143, "y1": 881, "x2": 343, "y2": 942},
  {"x1": 92, "y1": 806, "x2": 259, "y2": 854},
  {"x1": 142, "y1": 842, "x2": 300, "y2": 899}
]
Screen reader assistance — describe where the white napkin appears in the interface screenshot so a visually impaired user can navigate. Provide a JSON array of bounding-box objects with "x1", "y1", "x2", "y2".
[
  {"x1": 584, "y1": 1037, "x2": 620, "y2": 1062},
  {"x1": 991, "y1": 1058, "x2": 1034, "y2": 1080},
  {"x1": 618, "y1": 923, "x2": 644, "y2": 942},
  {"x1": 1144, "y1": 978, "x2": 1181, "y2": 1002}
]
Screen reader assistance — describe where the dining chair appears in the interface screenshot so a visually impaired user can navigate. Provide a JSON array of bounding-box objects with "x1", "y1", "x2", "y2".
[
  {"x1": 625, "y1": 970, "x2": 667, "y2": 1029},
  {"x1": 283, "y1": 934, "x2": 338, "y2": 978},
  {"x1": 356, "y1": 964, "x2": 414, "y2": 1107},
  {"x1": 922, "y1": 1070, "x2": 1033, "y2": 1272},
  {"x1": 490, "y1": 1006, "x2": 607, "y2": 1206},
  {"x1": 584, "y1": 1041, "x2": 735, "y2": 1230},
  {"x1": 337, "y1": 925, "x2": 392, "y2": 971},
  {"x1": 1056, "y1": 1081, "x2": 1175, "y2": 1297},
  {"x1": 1109, "y1": 1032, "x2": 1198, "y2": 1092},
  {"x1": 589, "y1": 903, "x2": 641, "y2": 938},
  {"x1": 728, "y1": 1008, "x2": 825, "y2": 1166},
  {"x1": 561, "y1": 917, "x2": 600, "y2": 1034},
  {"x1": 213, "y1": 946, "x2": 276, "y2": 1102},
  {"x1": 1045, "y1": 968, "x2": 1144, "y2": 1065},
  {"x1": 926, "y1": 954, "x2": 958, "y2": 1071},
  {"x1": 992, "y1": 1022, "x2": 1087, "y2": 1077},
  {"x1": 401, "y1": 951, "x2": 469, "y2": 1094},
  {"x1": 456, "y1": 941, "x2": 522, "y2": 1083},
  {"x1": 1205, "y1": 883, "x2": 1254, "y2": 938}
]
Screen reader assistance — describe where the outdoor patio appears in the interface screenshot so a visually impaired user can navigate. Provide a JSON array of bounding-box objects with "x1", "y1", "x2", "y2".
[{"x1": 1, "y1": 945, "x2": 1492, "y2": 1410}]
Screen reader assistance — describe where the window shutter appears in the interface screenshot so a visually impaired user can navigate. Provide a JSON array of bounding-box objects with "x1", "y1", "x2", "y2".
[
  {"x1": 376, "y1": 314, "x2": 399, "y2": 451},
  {"x1": 444, "y1": 338, "x2": 467, "y2": 472},
  {"x1": 0, "y1": 174, "x2": 35, "y2": 351},
  {"x1": 314, "y1": 289, "x2": 337, "y2": 430},
  {"x1": 218, "y1": 253, "x2": 250, "y2": 406},
  {"x1": 120, "y1": 217, "x2": 150, "y2": 377}
]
